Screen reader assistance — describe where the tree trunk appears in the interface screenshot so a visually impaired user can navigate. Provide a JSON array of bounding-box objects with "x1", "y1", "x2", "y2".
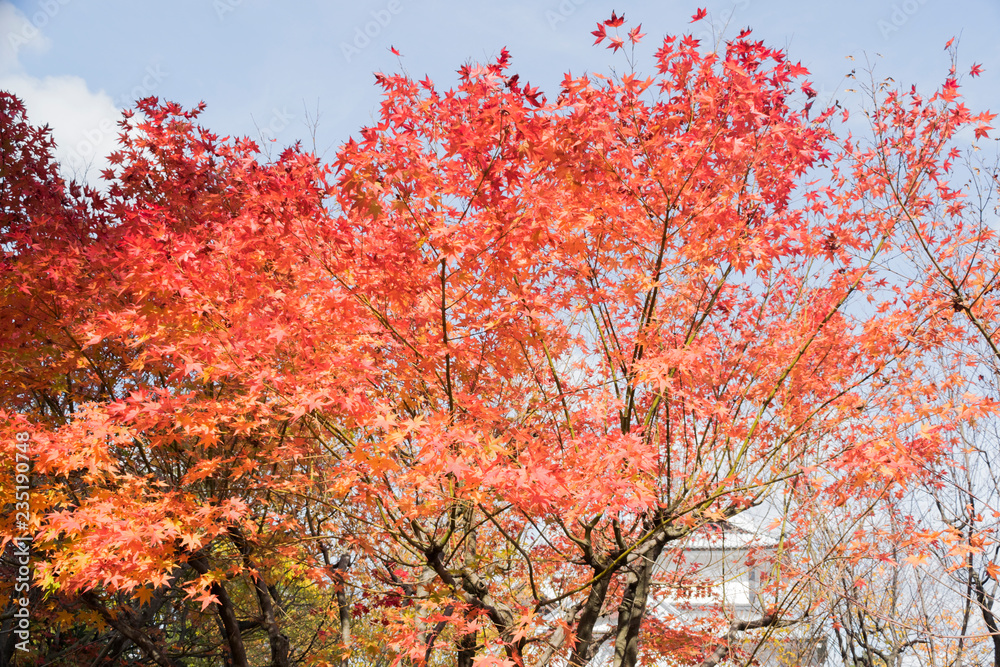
[
  {"x1": 227, "y1": 526, "x2": 291, "y2": 667},
  {"x1": 569, "y1": 571, "x2": 612, "y2": 666},
  {"x1": 189, "y1": 553, "x2": 251, "y2": 667},
  {"x1": 971, "y1": 569, "x2": 1000, "y2": 667},
  {"x1": 611, "y1": 533, "x2": 670, "y2": 667}
]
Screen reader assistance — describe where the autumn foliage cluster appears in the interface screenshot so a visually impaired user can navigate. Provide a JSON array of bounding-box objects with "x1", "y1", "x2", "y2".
[{"x1": 2, "y1": 13, "x2": 1000, "y2": 667}]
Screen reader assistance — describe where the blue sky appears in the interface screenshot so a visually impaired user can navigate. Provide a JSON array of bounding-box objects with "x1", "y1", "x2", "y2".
[{"x1": 2, "y1": 0, "x2": 998, "y2": 182}]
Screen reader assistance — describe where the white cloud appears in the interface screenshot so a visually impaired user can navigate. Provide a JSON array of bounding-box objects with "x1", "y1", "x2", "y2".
[
  {"x1": 0, "y1": 1, "x2": 121, "y2": 183},
  {"x1": 0, "y1": 71, "x2": 120, "y2": 180},
  {"x1": 0, "y1": 1, "x2": 51, "y2": 67}
]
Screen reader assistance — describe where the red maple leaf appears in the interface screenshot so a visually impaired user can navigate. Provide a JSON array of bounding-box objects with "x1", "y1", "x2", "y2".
[
  {"x1": 605, "y1": 11, "x2": 625, "y2": 27},
  {"x1": 941, "y1": 77, "x2": 959, "y2": 102},
  {"x1": 970, "y1": 63, "x2": 984, "y2": 77},
  {"x1": 608, "y1": 36, "x2": 625, "y2": 53},
  {"x1": 628, "y1": 24, "x2": 645, "y2": 44},
  {"x1": 523, "y1": 84, "x2": 543, "y2": 107},
  {"x1": 691, "y1": 7, "x2": 707, "y2": 22},
  {"x1": 787, "y1": 61, "x2": 809, "y2": 78},
  {"x1": 591, "y1": 22, "x2": 606, "y2": 45}
]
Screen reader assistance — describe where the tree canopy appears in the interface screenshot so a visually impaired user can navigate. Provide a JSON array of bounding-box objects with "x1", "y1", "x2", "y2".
[{"x1": 2, "y1": 13, "x2": 999, "y2": 667}]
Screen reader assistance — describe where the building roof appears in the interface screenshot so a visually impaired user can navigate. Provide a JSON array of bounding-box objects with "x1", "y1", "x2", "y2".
[{"x1": 677, "y1": 514, "x2": 781, "y2": 551}]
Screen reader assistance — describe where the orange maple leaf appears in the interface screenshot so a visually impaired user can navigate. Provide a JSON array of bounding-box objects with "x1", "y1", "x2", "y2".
[{"x1": 134, "y1": 586, "x2": 155, "y2": 606}]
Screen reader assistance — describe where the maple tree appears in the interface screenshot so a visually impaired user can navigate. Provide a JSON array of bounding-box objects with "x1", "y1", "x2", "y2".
[
  {"x1": 810, "y1": 53, "x2": 1000, "y2": 667},
  {"x1": 2, "y1": 12, "x2": 999, "y2": 667}
]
